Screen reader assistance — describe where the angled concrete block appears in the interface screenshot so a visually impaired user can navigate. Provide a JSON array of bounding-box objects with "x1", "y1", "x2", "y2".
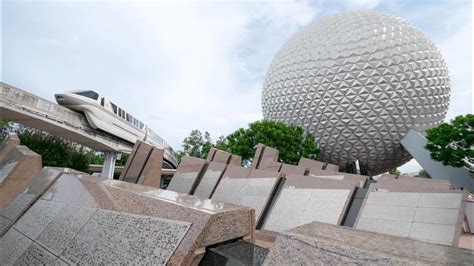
[
  {"x1": 413, "y1": 208, "x2": 460, "y2": 225},
  {"x1": 366, "y1": 191, "x2": 420, "y2": 206},
  {"x1": 206, "y1": 148, "x2": 217, "y2": 161},
  {"x1": 355, "y1": 190, "x2": 466, "y2": 246},
  {"x1": 372, "y1": 178, "x2": 451, "y2": 192},
  {"x1": 262, "y1": 175, "x2": 357, "y2": 232},
  {"x1": 298, "y1": 157, "x2": 325, "y2": 170},
  {"x1": 264, "y1": 221, "x2": 474, "y2": 265},
  {"x1": 361, "y1": 205, "x2": 416, "y2": 221},
  {"x1": 193, "y1": 162, "x2": 227, "y2": 199},
  {"x1": 212, "y1": 168, "x2": 281, "y2": 225},
  {"x1": 167, "y1": 156, "x2": 207, "y2": 194},
  {"x1": 251, "y1": 144, "x2": 265, "y2": 169},
  {"x1": 122, "y1": 141, "x2": 153, "y2": 183},
  {"x1": 279, "y1": 164, "x2": 306, "y2": 175},
  {"x1": 258, "y1": 159, "x2": 282, "y2": 172},
  {"x1": 228, "y1": 155, "x2": 242, "y2": 166},
  {"x1": 138, "y1": 148, "x2": 164, "y2": 188},
  {"x1": 418, "y1": 193, "x2": 463, "y2": 209},
  {"x1": 325, "y1": 163, "x2": 339, "y2": 171},
  {"x1": 409, "y1": 223, "x2": 456, "y2": 245},
  {"x1": 356, "y1": 217, "x2": 411, "y2": 237},
  {"x1": 212, "y1": 150, "x2": 232, "y2": 164},
  {"x1": 261, "y1": 146, "x2": 279, "y2": 163},
  {"x1": 120, "y1": 141, "x2": 164, "y2": 187}
]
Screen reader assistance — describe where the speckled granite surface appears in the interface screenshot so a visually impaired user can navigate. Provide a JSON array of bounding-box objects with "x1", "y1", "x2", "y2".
[
  {"x1": 0, "y1": 167, "x2": 81, "y2": 237},
  {"x1": 0, "y1": 174, "x2": 255, "y2": 265},
  {"x1": 264, "y1": 221, "x2": 474, "y2": 265}
]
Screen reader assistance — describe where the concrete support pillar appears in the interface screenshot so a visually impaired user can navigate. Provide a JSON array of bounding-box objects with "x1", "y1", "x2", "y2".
[{"x1": 101, "y1": 152, "x2": 117, "y2": 179}]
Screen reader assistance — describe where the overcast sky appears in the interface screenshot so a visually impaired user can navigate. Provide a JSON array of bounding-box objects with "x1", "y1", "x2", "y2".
[{"x1": 1, "y1": 0, "x2": 472, "y2": 173}]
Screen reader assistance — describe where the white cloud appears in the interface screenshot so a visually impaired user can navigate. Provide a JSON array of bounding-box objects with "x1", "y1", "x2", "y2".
[
  {"x1": 439, "y1": 22, "x2": 473, "y2": 119},
  {"x1": 342, "y1": 0, "x2": 381, "y2": 9},
  {"x1": 123, "y1": 1, "x2": 317, "y2": 146}
]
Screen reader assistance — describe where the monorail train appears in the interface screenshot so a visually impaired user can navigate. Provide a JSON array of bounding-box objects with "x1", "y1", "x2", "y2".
[{"x1": 55, "y1": 90, "x2": 176, "y2": 159}]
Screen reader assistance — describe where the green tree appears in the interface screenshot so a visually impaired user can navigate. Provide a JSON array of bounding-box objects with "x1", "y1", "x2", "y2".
[
  {"x1": 177, "y1": 129, "x2": 213, "y2": 162},
  {"x1": 216, "y1": 120, "x2": 320, "y2": 165},
  {"x1": 425, "y1": 114, "x2": 474, "y2": 171},
  {"x1": 16, "y1": 127, "x2": 96, "y2": 172},
  {"x1": 418, "y1": 169, "x2": 432, "y2": 178},
  {"x1": 89, "y1": 153, "x2": 128, "y2": 166},
  {"x1": 388, "y1": 168, "x2": 401, "y2": 176},
  {"x1": 0, "y1": 117, "x2": 11, "y2": 141}
]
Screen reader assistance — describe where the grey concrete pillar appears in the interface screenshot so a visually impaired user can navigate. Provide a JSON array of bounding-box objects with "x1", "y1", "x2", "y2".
[
  {"x1": 400, "y1": 129, "x2": 473, "y2": 191},
  {"x1": 101, "y1": 152, "x2": 117, "y2": 179}
]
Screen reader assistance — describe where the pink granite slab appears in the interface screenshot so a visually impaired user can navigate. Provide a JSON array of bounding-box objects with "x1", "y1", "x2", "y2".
[
  {"x1": 324, "y1": 163, "x2": 339, "y2": 171},
  {"x1": 206, "y1": 148, "x2": 217, "y2": 161},
  {"x1": 138, "y1": 148, "x2": 164, "y2": 188},
  {"x1": 167, "y1": 156, "x2": 208, "y2": 194},
  {"x1": 0, "y1": 145, "x2": 42, "y2": 208},
  {"x1": 121, "y1": 141, "x2": 153, "y2": 183},
  {"x1": 0, "y1": 133, "x2": 20, "y2": 163},
  {"x1": 212, "y1": 168, "x2": 283, "y2": 226},
  {"x1": 28, "y1": 174, "x2": 255, "y2": 265},
  {"x1": 119, "y1": 141, "x2": 141, "y2": 181},
  {"x1": 251, "y1": 144, "x2": 265, "y2": 169},
  {"x1": 211, "y1": 150, "x2": 232, "y2": 164},
  {"x1": 193, "y1": 162, "x2": 227, "y2": 199},
  {"x1": 228, "y1": 155, "x2": 242, "y2": 166},
  {"x1": 297, "y1": 157, "x2": 325, "y2": 170},
  {"x1": 222, "y1": 165, "x2": 251, "y2": 179},
  {"x1": 279, "y1": 164, "x2": 306, "y2": 175},
  {"x1": 258, "y1": 160, "x2": 282, "y2": 172}
]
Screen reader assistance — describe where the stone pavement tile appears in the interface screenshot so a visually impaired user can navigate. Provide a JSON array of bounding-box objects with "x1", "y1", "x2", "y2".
[{"x1": 0, "y1": 229, "x2": 32, "y2": 265}]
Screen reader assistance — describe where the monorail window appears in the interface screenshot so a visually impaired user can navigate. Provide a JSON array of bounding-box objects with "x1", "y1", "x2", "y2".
[
  {"x1": 126, "y1": 114, "x2": 132, "y2": 123},
  {"x1": 75, "y1": 91, "x2": 99, "y2": 100},
  {"x1": 100, "y1": 98, "x2": 105, "y2": 106},
  {"x1": 111, "y1": 103, "x2": 117, "y2": 114}
]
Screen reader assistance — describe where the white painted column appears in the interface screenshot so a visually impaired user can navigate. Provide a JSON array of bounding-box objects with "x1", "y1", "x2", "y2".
[{"x1": 101, "y1": 152, "x2": 117, "y2": 179}]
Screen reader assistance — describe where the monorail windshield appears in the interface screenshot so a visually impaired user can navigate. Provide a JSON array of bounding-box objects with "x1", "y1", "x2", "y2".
[{"x1": 75, "y1": 91, "x2": 99, "y2": 100}]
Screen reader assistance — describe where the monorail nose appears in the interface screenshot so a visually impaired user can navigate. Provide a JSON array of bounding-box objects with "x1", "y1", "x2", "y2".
[
  {"x1": 55, "y1": 93, "x2": 72, "y2": 106},
  {"x1": 55, "y1": 94, "x2": 65, "y2": 103}
]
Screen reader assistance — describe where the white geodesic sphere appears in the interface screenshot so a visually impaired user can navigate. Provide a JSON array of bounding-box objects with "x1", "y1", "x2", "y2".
[{"x1": 262, "y1": 11, "x2": 450, "y2": 174}]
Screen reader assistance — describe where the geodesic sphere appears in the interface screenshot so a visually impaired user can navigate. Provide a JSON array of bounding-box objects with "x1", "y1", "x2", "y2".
[{"x1": 262, "y1": 11, "x2": 450, "y2": 175}]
